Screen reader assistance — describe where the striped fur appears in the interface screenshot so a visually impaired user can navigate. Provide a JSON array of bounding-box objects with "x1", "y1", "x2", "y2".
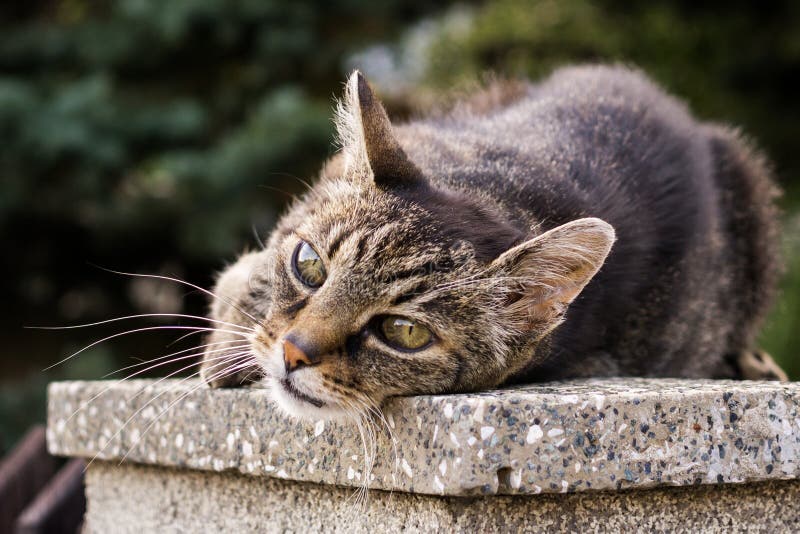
[{"x1": 202, "y1": 66, "x2": 783, "y2": 419}]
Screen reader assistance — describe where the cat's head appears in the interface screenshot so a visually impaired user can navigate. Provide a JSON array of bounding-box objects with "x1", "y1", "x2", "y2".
[{"x1": 204, "y1": 72, "x2": 615, "y2": 419}]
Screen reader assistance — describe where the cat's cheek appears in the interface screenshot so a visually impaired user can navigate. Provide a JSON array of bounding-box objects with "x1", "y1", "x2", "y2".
[
  {"x1": 363, "y1": 349, "x2": 458, "y2": 397},
  {"x1": 246, "y1": 329, "x2": 282, "y2": 382},
  {"x1": 259, "y1": 352, "x2": 281, "y2": 379}
]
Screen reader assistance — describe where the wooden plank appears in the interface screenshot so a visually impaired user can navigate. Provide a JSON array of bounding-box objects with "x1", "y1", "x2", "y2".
[
  {"x1": 0, "y1": 426, "x2": 59, "y2": 533},
  {"x1": 15, "y1": 459, "x2": 86, "y2": 534}
]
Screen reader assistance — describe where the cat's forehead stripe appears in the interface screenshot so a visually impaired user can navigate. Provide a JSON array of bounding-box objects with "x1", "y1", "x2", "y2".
[
  {"x1": 390, "y1": 280, "x2": 431, "y2": 306},
  {"x1": 300, "y1": 207, "x2": 458, "y2": 304},
  {"x1": 325, "y1": 226, "x2": 349, "y2": 259}
]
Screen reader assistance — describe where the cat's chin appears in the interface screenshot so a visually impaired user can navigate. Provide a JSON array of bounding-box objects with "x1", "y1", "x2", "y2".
[{"x1": 267, "y1": 375, "x2": 349, "y2": 421}]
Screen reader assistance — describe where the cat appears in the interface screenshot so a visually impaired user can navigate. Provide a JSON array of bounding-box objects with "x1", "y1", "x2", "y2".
[{"x1": 200, "y1": 65, "x2": 786, "y2": 420}]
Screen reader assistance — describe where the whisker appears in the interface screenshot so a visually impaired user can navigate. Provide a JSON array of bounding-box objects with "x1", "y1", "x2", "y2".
[
  {"x1": 237, "y1": 364, "x2": 264, "y2": 384},
  {"x1": 67, "y1": 349, "x2": 251, "y2": 427},
  {"x1": 102, "y1": 340, "x2": 251, "y2": 379},
  {"x1": 266, "y1": 171, "x2": 313, "y2": 192},
  {"x1": 339, "y1": 404, "x2": 367, "y2": 512},
  {"x1": 104, "y1": 344, "x2": 250, "y2": 381},
  {"x1": 43, "y1": 325, "x2": 249, "y2": 371},
  {"x1": 27, "y1": 313, "x2": 255, "y2": 333},
  {"x1": 117, "y1": 356, "x2": 255, "y2": 463},
  {"x1": 88, "y1": 352, "x2": 254, "y2": 468},
  {"x1": 340, "y1": 399, "x2": 375, "y2": 511},
  {"x1": 257, "y1": 184, "x2": 300, "y2": 203},
  {"x1": 251, "y1": 223, "x2": 267, "y2": 250},
  {"x1": 167, "y1": 329, "x2": 207, "y2": 347},
  {"x1": 351, "y1": 394, "x2": 398, "y2": 485},
  {"x1": 342, "y1": 393, "x2": 400, "y2": 508},
  {"x1": 90, "y1": 267, "x2": 263, "y2": 328}
]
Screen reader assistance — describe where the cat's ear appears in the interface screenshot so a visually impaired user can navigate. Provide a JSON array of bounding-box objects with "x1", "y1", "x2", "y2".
[
  {"x1": 337, "y1": 71, "x2": 422, "y2": 188},
  {"x1": 489, "y1": 218, "x2": 616, "y2": 333}
]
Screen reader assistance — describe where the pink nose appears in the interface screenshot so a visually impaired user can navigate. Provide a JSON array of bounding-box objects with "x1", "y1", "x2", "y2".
[{"x1": 283, "y1": 339, "x2": 312, "y2": 372}]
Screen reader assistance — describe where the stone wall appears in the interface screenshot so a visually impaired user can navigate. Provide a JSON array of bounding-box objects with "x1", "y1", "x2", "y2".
[
  {"x1": 47, "y1": 378, "x2": 800, "y2": 531},
  {"x1": 82, "y1": 462, "x2": 800, "y2": 533}
]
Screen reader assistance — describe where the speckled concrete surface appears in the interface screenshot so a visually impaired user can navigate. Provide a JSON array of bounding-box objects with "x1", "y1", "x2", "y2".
[
  {"x1": 48, "y1": 378, "x2": 800, "y2": 496},
  {"x1": 84, "y1": 461, "x2": 800, "y2": 533}
]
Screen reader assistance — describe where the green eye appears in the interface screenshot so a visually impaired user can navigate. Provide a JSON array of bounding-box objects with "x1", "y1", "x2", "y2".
[
  {"x1": 380, "y1": 316, "x2": 433, "y2": 351},
  {"x1": 292, "y1": 241, "x2": 326, "y2": 288}
]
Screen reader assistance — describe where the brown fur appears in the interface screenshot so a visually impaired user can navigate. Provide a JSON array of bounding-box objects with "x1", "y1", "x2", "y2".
[{"x1": 201, "y1": 66, "x2": 784, "y2": 419}]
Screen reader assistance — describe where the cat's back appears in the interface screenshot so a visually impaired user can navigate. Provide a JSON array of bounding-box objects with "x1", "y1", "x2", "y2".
[
  {"x1": 398, "y1": 65, "x2": 712, "y2": 223},
  {"x1": 439, "y1": 64, "x2": 697, "y2": 139},
  {"x1": 398, "y1": 65, "x2": 716, "y2": 275},
  {"x1": 395, "y1": 64, "x2": 780, "y2": 380}
]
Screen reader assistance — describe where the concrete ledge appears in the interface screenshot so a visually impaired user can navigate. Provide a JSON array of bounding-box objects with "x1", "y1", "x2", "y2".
[
  {"x1": 82, "y1": 461, "x2": 800, "y2": 533},
  {"x1": 47, "y1": 378, "x2": 800, "y2": 496}
]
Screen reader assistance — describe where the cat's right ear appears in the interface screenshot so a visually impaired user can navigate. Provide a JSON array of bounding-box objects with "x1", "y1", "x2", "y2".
[
  {"x1": 488, "y1": 218, "x2": 616, "y2": 335},
  {"x1": 336, "y1": 71, "x2": 422, "y2": 189}
]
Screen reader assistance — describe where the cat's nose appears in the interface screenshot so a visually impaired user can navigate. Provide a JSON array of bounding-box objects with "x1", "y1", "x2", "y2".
[{"x1": 283, "y1": 337, "x2": 314, "y2": 373}]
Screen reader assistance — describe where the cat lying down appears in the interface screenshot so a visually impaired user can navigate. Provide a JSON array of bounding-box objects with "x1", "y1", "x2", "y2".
[{"x1": 201, "y1": 65, "x2": 787, "y2": 420}]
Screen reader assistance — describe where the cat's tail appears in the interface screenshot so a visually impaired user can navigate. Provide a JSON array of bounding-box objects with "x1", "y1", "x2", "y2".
[{"x1": 706, "y1": 125, "x2": 782, "y2": 353}]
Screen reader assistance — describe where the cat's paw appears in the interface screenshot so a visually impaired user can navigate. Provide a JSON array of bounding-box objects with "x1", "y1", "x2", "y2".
[{"x1": 736, "y1": 349, "x2": 788, "y2": 381}]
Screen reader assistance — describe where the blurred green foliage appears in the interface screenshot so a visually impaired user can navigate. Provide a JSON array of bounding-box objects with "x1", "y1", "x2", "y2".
[
  {"x1": 0, "y1": 0, "x2": 798, "y2": 450},
  {"x1": 0, "y1": 0, "x2": 443, "y2": 301},
  {"x1": 0, "y1": 0, "x2": 449, "y2": 453}
]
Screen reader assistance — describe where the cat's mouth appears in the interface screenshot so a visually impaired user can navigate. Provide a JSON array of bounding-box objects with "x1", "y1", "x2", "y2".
[
  {"x1": 279, "y1": 377, "x2": 325, "y2": 408},
  {"x1": 255, "y1": 339, "x2": 343, "y2": 418}
]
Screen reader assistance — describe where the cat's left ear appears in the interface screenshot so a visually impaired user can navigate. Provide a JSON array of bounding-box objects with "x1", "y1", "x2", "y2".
[
  {"x1": 489, "y1": 218, "x2": 616, "y2": 334},
  {"x1": 337, "y1": 71, "x2": 422, "y2": 188}
]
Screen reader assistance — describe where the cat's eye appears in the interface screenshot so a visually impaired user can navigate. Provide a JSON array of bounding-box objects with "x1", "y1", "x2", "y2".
[
  {"x1": 292, "y1": 241, "x2": 327, "y2": 288},
  {"x1": 379, "y1": 316, "x2": 433, "y2": 351}
]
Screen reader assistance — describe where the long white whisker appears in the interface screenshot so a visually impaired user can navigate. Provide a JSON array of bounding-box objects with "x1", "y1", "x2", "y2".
[
  {"x1": 344, "y1": 394, "x2": 400, "y2": 508},
  {"x1": 167, "y1": 329, "x2": 207, "y2": 347},
  {"x1": 351, "y1": 394, "x2": 396, "y2": 486},
  {"x1": 110, "y1": 345, "x2": 249, "y2": 381},
  {"x1": 102, "y1": 341, "x2": 251, "y2": 379},
  {"x1": 341, "y1": 399, "x2": 374, "y2": 511},
  {"x1": 118, "y1": 356, "x2": 255, "y2": 463},
  {"x1": 67, "y1": 348, "x2": 250, "y2": 426},
  {"x1": 27, "y1": 313, "x2": 255, "y2": 333},
  {"x1": 94, "y1": 268, "x2": 262, "y2": 328},
  {"x1": 43, "y1": 325, "x2": 249, "y2": 371},
  {"x1": 237, "y1": 364, "x2": 264, "y2": 384},
  {"x1": 88, "y1": 352, "x2": 254, "y2": 468},
  {"x1": 339, "y1": 403, "x2": 368, "y2": 512}
]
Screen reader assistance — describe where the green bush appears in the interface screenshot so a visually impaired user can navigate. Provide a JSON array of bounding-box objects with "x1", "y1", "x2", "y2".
[{"x1": 0, "y1": 0, "x2": 451, "y2": 453}]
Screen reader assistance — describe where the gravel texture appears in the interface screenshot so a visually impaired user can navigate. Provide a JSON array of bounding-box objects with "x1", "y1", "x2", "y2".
[{"x1": 47, "y1": 378, "x2": 800, "y2": 496}]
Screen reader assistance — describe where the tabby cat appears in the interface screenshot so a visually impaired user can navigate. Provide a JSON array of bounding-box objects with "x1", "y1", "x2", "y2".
[{"x1": 201, "y1": 65, "x2": 786, "y2": 419}]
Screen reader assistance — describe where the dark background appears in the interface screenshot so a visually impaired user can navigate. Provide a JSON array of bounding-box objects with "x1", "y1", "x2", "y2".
[{"x1": 1, "y1": 0, "x2": 798, "y2": 453}]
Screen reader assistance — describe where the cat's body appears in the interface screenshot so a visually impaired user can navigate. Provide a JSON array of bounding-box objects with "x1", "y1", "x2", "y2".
[
  {"x1": 395, "y1": 66, "x2": 780, "y2": 381},
  {"x1": 202, "y1": 65, "x2": 784, "y2": 419}
]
